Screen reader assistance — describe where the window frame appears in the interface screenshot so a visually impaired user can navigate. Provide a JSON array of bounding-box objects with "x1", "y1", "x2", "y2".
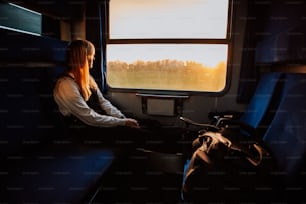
[{"x1": 102, "y1": 0, "x2": 233, "y2": 96}]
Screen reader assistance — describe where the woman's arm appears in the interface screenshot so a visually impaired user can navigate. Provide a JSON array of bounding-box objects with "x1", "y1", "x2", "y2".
[
  {"x1": 54, "y1": 77, "x2": 126, "y2": 127},
  {"x1": 95, "y1": 88, "x2": 126, "y2": 119}
]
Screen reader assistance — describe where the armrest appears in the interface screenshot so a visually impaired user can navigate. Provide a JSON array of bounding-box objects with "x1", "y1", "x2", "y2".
[
  {"x1": 208, "y1": 111, "x2": 243, "y2": 124},
  {"x1": 215, "y1": 117, "x2": 256, "y2": 136},
  {"x1": 179, "y1": 116, "x2": 221, "y2": 131}
]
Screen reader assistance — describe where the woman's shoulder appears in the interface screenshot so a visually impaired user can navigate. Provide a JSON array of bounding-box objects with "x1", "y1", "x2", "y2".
[
  {"x1": 56, "y1": 72, "x2": 74, "y2": 83},
  {"x1": 55, "y1": 74, "x2": 78, "y2": 91},
  {"x1": 58, "y1": 72, "x2": 75, "y2": 80}
]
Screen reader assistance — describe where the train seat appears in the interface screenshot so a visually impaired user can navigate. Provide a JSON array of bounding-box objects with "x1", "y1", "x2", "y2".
[
  {"x1": 263, "y1": 73, "x2": 306, "y2": 184},
  {"x1": 180, "y1": 71, "x2": 285, "y2": 155},
  {"x1": 210, "y1": 72, "x2": 306, "y2": 183},
  {"x1": 0, "y1": 29, "x2": 121, "y2": 204},
  {"x1": 180, "y1": 72, "x2": 306, "y2": 203}
]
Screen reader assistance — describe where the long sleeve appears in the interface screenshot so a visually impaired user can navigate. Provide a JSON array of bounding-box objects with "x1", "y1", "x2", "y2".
[
  {"x1": 95, "y1": 88, "x2": 126, "y2": 119},
  {"x1": 53, "y1": 76, "x2": 126, "y2": 127}
]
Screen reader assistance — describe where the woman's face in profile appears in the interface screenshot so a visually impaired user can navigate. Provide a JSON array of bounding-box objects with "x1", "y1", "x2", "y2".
[{"x1": 87, "y1": 50, "x2": 95, "y2": 69}]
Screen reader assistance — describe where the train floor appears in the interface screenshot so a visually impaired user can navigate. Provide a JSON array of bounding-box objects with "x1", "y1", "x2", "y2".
[
  {"x1": 92, "y1": 148, "x2": 185, "y2": 204},
  {"x1": 92, "y1": 125, "x2": 187, "y2": 203}
]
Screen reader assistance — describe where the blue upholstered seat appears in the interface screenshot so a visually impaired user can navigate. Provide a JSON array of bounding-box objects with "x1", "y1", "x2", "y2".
[
  {"x1": 180, "y1": 72, "x2": 306, "y2": 203},
  {"x1": 1, "y1": 146, "x2": 116, "y2": 204},
  {"x1": 263, "y1": 73, "x2": 306, "y2": 183},
  {"x1": 239, "y1": 72, "x2": 283, "y2": 129},
  {"x1": 0, "y1": 65, "x2": 120, "y2": 204},
  {"x1": 0, "y1": 29, "x2": 120, "y2": 203}
]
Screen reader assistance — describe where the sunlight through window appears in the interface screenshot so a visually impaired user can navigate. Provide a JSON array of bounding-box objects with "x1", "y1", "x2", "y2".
[{"x1": 106, "y1": 0, "x2": 230, "y2": 93}]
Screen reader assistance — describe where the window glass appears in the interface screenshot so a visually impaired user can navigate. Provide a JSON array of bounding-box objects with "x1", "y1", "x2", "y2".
[
  {"x1": 106, "y1": 0, "x2": 230, "y2": 93},
  {"x1": 109, "y1": 0, "x2": 228, "y2": 39}
]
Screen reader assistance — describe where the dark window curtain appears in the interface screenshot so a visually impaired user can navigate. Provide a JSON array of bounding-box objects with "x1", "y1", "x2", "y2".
[
  {"x1": 85, "y1": 1, "x2": 105, "y2": 93},
  {"x1": 237, "y1": 1, "x2": 257, "y2": 104},
  {"x1": 99, "y1": 1, "x2": 108, "y2": 94}
]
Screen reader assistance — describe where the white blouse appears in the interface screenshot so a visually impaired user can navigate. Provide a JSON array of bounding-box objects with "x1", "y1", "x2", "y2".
[{"x1": 53, "y1": 75, "x2": 126, "y2": 127}]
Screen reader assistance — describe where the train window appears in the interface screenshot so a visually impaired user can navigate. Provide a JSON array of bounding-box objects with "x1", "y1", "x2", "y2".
[
  {"x1": 0, "y1": 2, "x2": 42, "y2": 36},
  {"x1": 105, "y1": 0, "x2": 231, "y2": 93}
]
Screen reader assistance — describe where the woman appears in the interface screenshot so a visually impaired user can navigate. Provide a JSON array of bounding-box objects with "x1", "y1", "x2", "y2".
[{"x1": 53, "y1": 39, "x2": 147, "y2": 147}]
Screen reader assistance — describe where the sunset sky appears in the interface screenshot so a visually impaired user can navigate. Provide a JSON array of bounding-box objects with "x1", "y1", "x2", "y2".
[
  {"x1": 108, "y1": 0, "x2": 229, "y2": 68},
  {"x1": 109, "y1": 0, "x2": 228, "y2": 39}
]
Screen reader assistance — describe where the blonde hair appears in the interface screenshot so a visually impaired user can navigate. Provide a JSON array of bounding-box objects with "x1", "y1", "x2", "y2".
[{"x1": 66, "y1": 39, "x2": 97, "y2": 101}]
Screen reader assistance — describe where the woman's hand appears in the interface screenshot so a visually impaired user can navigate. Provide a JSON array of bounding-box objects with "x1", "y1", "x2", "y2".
[{"x1": 124, "y1": 118, "x2": 140, "y2": 128}]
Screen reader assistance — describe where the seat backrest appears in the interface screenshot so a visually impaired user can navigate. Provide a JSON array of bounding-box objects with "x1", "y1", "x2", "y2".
[
  {"x1": 263, "y1": 73, "x2": 306, "y2": 182},
  {"x1": 0, "y1": 66, "x2": 65, "y2": 156},
  {"x1": 239, "y1": 72, "x2": 284, "y2": 131}
]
